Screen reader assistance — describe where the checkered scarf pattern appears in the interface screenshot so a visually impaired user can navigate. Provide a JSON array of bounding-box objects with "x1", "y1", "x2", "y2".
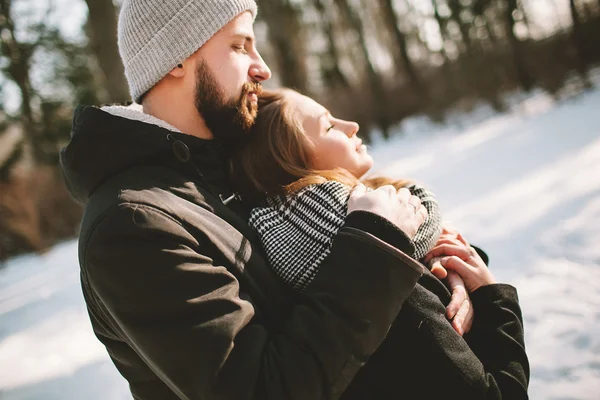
[{"x1": 249, "y1": 181, "x2": 442, "y2": 292}]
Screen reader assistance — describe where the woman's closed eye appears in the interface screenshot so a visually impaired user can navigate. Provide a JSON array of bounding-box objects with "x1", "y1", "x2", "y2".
[{"x1": 326, "y1": 125, "x2": 335, "y2": 133}]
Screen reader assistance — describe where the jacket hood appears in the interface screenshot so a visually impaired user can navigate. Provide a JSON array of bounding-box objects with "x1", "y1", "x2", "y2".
[{"x1": 60, "y1": 105, "x2": 227, "y2": 204}]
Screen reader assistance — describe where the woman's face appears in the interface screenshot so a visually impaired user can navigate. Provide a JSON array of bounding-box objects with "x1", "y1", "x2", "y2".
[{"x1": 288, "y1": 92, "x2": 373, "y2": 178}]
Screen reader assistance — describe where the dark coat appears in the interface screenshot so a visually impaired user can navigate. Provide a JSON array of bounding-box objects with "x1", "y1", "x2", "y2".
[
  {"x1": 59, "y1": 106, "x2": 424, "y2": 400},
  {"x1": 341, "y1": 267, "x2": 530, "y2": 399}
]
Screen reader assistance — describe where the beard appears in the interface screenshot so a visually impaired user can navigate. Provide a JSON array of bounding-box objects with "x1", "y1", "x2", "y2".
[{"x1": 194, "y1": 59, "x2": 262, "y2": 152}]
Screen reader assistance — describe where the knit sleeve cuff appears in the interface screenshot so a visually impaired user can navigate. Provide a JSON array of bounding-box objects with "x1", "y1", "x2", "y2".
[{"x1": 345, "y1": 211, "x2": 416, "y2": 257}]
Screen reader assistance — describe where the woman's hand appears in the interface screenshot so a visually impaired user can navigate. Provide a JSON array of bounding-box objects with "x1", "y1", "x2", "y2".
[
  {"x1": 348, "y1": 185, "x2": 428, "y2": 239},
  {"x1": 427, "y1": 260, "x2": 474, "y2": 336},
  {"x1": 442, "y1": 271, "x2": 473, "y2": 336},
  {"x1": 425, "y1": 226, "x2": 496, "y2": 293},
  {"x1": 424, "y1": 226, "x2": 487, "y2": 336}
]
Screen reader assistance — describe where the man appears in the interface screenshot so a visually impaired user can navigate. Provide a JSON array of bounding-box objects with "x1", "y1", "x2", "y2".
[{"x1": 60, "y1": 1, "x2": 430, "y2": 398}]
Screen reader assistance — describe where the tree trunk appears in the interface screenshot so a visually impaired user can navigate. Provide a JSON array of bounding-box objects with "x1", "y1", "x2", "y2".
[
  {"x1": 309, "y1": 0, "x2": 350, "y2": 90},
  {"x1": 506, "y1": 0, "x2": 534, "y2": 91},
  {"x1": 333, "y1": 0, "x2": 390, "y2": 137},
  {"x1": 432, "y1": 0, "x2": 464, "y2": 104},
  {"x1": 569, "y1": 0, "x2": 592, "y2": 87},
  {"x1": 256, "y1": 0, "x2": 309, "y2": 94},
  {"x1": 0, "y1": 0, "x2": 36, "y2": 165},
  {"x1": 432, "y1": 0, "x2": 452, "y2": 65},
  {"x1": 84, "y1": 0, "x2": 130, "y2": 103},
  {"x1": 447, "y1": 0, "x2": 473, "y2": 55},
  {"x1": 378, "y1": 0, "x2": 421, "y2": 92}
]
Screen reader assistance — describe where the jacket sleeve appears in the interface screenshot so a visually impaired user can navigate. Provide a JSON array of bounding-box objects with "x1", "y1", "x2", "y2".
[
  {"x1": 463, "y1": 284, "x2": 530, "y2": 399},
  {"x1": 84, "y1": 203, "x2": 423, "y2": 400},
  {"x1": 414, "y1": 281, "x2": 529, "y2": 399}
]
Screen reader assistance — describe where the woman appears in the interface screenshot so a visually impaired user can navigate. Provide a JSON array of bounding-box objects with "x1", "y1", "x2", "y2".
[
  {"x1": 233, "y1": 89, "x2": 443, "y2": 288},
  {"x1": 231, "y1": 88, "x2": 529, "y2": 399}
]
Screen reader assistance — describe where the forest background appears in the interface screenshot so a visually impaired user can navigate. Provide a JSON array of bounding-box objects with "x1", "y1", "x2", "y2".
[{"x1": 0, "y1": 0, "x2": 598, "y2": 260}]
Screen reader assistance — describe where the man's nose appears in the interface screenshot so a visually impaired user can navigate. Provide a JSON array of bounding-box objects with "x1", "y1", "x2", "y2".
[{"x1": 249, "y1": 52, "x2": 272, "y2": 82}]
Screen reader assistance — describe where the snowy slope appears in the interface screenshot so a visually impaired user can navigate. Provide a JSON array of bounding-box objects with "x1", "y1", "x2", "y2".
[{"x1": 1, "y1": 88, "x2": 599, "y2": 399}]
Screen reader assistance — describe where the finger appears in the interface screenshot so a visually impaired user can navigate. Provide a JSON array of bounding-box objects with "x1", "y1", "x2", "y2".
[
  {"x1": 456, "y1": 232, "x2": 470, "y2": 247},
  {"x1": 417, "y1": 205, "x2": 428, "y2": 221},
  {"x1": 432, "y1": 237, "x2": 464, "y2": 248},
  {"x1": 383, "y1": 184, "x2": 397, "y2": 194},
  {"x1": 441, "y1": 222, "x2": 458, "y2": 236},
  {"x1": 424, "y1": 244, "x2": 471, "y2": 263},
  {"x1": 460, "y1": 304, "x2": 474, "y2": 335},
  {"x1": 438, "y1": 232, "x2": 459, "y2": 240},
  {"x1": 375, "y1": 185, "x2": 395, "y2": 199},
  {"x1": 431, "y1": 265, "x2": 447, "y2": 279},
  {"x1": 430, "y1": 257, "x2": 448, "y2": 279},
  {"x1": 445, "y1": 271, "x2": 467, "y2": 320},
  {"x1": 396, "y1": 187, "x2": 411, "y2": 202},
  {"x1": 468, "y1": 245, "x2": 480, "y2": 259},
  {"x1": 451, "y1": 294, "x2": 471, "y2": 337},
  {"x1": 352, "y1": 183, "x2": 367, "y2": 196},
  {"x1": 440, "y1": 255, "x2": 472, "y2": 276},
  {"x1": 408, "y1": 195, "x2": 422, "y2": 209}
]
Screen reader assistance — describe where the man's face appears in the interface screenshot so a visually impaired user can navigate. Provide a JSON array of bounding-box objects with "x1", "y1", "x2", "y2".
[
  {"x1": 193, "y1": 11, "x2": 271, "y2": 148},
  {"x1": 194, "y1": 59, "x2": 261, "y2": 151}
]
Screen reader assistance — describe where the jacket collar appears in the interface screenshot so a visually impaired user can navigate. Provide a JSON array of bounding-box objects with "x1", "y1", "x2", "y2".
[
  {"x1": 101, "y1": 104, "x2": 183, "y2": 133},
  {"x1": 60, "y1": 105, "x2": 233, "y2": 205}
]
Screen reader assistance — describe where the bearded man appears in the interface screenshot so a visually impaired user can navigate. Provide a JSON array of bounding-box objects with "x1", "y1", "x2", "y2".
[{"x1": 59, "y1": 1, "x2": 429, "y2": 399}]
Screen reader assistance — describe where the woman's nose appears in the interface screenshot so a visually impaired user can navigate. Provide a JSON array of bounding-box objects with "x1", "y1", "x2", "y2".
[{"x1": 344, "y1": 120, "x2": 359, "y2": 137}]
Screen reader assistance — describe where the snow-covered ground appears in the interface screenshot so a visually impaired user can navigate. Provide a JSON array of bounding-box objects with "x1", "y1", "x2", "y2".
[{"x1": 1, "y1": 86, "x2": 600, "y2": 399}]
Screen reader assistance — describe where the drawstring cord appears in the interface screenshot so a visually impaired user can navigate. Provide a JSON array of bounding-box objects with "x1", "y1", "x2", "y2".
[{"x1": 219, "y1": 192, "x2": 243, "y2": 205}]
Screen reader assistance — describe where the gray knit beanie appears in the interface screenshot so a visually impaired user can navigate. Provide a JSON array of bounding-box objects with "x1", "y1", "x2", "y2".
[{"x1": 118, "y1": 0, "x2": 258, "y2": 103}]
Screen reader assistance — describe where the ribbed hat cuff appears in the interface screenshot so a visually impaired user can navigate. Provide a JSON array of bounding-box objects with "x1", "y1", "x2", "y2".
[{"x1": 125, "y1": 0, "x2": 257, "y2": 102}]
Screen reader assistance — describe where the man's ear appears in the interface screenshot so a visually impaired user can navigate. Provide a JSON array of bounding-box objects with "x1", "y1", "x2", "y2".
[{"x1": 168, "y1": 63, "x2": 186, "y2": 78}]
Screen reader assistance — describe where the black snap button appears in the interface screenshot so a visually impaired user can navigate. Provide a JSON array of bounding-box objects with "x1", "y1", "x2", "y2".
[{"x1": 172, "y1": 140, "x2": 191, "y2": 163}]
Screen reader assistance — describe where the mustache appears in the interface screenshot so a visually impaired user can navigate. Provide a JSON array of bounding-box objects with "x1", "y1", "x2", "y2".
[{"x1": 240, "y1": 81, "x2": 262, "y2": 99}]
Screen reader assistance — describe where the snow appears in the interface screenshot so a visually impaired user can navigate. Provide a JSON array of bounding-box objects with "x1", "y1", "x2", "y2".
[
  {"x1": 1, "y1": 86, "x2": 600, "y2": 399},
  {"x1": 0, "y1": 241, "x2": 131, "y2": 399}
]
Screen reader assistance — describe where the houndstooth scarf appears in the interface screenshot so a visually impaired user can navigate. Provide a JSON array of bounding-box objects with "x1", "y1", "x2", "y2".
[{"x1": 249, "y1": 181, "x2": 442, "y2": 292}]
